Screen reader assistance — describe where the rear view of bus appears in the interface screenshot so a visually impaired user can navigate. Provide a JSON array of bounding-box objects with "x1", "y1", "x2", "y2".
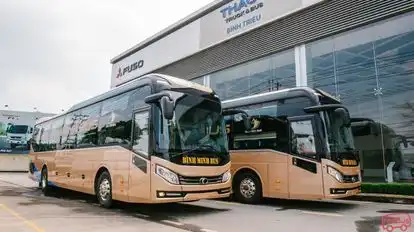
[
  {"x1": 222, "y1": 87, "x2": 361, "y2": 204},
  {"x1": 28, "y1": 73, "x2": 231, "y2": 208}
]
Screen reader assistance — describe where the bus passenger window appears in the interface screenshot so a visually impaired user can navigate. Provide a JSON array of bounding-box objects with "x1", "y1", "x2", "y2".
[
  {"x1": 98, "y1": 91, "x2": 132, "y2": 146},
  {"x1": 290, "y1": 120, "x2": 316, "y2": 158},
  {"x1": 227, "y1": 105, "x2": 290, "y2": 153}
]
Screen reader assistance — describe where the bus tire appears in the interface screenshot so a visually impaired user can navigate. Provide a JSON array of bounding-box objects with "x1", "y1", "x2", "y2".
[
  {"x1": 40, "y1": 167, "x2": 51, "y2": 196},
  {"x1": 96, "y1": 171, "x2": 113, "y2": 208},
  {"x1": 233, "y1": 172, "x2": 262, "y2": 204}
]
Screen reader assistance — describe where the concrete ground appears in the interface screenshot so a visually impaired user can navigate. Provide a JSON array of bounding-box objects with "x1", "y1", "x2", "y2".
[{"x1": 0, "y1": 173, "x2": 413, "y2": 232}]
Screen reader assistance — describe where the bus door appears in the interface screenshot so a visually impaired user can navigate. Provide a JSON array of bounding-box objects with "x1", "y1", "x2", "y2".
[
  {"x1": 128, "y1": 108, "x2": 151, "y2": 201},
  {"x1": 287, "y1": 115, "x2": 324, "y2": 200}
]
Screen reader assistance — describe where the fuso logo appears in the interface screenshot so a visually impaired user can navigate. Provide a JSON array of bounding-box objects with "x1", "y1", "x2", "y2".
[
  {"x1": 381, "y1": 213, "x2": 411, "y2": 232},
  {"x1": 116, "y1": 60, "x2": 144, "y2": 79}
]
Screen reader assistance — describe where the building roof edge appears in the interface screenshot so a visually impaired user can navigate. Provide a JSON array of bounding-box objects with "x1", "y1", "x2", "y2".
[{"x1": 110, "y1": 0, "x2": 230, "y2": 64}]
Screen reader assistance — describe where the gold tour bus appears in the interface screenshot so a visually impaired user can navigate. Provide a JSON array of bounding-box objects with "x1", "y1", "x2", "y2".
[
  {"x1": 222, "y1": 87, "x2": 361, "y2": 204},
  {"x1": 28, "y1": 73, "x2": 231, "y2": 208}
]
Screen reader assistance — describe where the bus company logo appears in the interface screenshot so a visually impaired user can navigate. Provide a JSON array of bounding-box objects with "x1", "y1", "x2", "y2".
[
  {"x1": 251, "y1": 118, "x2": 261, "y2": 130},
  {"x1": 220, "y1": 0, "x2": 264, "y2": 24},
  {"x1": 381, "y1": 213, "x2": 411, "y2": 232},
  {"x1": 115, "y1": 60, "x2": 144, "y2": 79},
  {"x1": 199, "y1": 177, "x2": 209, "y2": 185}
]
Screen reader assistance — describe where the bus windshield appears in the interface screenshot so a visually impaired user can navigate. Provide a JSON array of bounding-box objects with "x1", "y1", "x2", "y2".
[
  {"x1": 6, "y1": 125, "x2": 29, "y2": 134},
  {"x1": 324, "y1": 109, "x2": 357, "y2": 161},
  {"x1": 156, "y1": 92, "x2": 229, "y2": 165}
]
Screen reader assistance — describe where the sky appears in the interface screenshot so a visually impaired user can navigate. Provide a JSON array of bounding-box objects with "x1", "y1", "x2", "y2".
[{"x1": 0, "y1": 0, "x2": 214, "y2": 114}]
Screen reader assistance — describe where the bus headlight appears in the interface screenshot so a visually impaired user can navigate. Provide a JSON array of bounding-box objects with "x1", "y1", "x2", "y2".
[
  {"x1": 222, "y1": 170, "x2": 231, "y2": 183},
  {"x1": 155, "y1": 165, "x2": 179, "y2": 185},
  {"x1": 327, "y1": 166, "x2": 344, "y2": 183}
]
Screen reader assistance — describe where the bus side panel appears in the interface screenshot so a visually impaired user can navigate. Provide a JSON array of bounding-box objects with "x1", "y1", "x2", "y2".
[
  {"x1": 266, "y1": 153, "x2": 289, "y2": 199},
  {"x1": 54, "y1": 149, "x2": 72, "y2": 189},
  {"x1": 287, "y1": 156, "x2": 324, "y2": 200},
  {"x1": 321, "y1": 159, "x2": 361, "y2": 198},
  {"x1": 128, "y1": 154, "x2": 151, "y2": 203},
  {"x1": 96, "y1": 147, "x2": 131, "y2": 202},
  {"x1": 61, "y1": 147, "x2": 131, "y2": 201},
  {"x1": 230, "y1": 150, "x2": 269, "y2": 197},
  {"x1": 69, "y1": 148, "x2": 99, "y2": 195},
  {"x1": 31, "y1": 151, "x2": 57, "y2": 186}
]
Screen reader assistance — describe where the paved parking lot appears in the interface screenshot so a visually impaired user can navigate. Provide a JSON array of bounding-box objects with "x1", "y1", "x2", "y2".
[
  {"x1": 1, "y1": 173, "x2": 414, "y2": 232},
  {"x1": 0, "y1": 174, "x2": 190, "y2": 232}
]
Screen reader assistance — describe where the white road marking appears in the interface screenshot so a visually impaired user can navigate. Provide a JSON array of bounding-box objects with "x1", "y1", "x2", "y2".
[
  {"x1": 211, "y1": 200, "x2": 242, "y2": 206},
  {"x1": 201, "y1": 229, "x2": 219, "y2": 232},
  {"x1": 301, "y1": 210, "x2": 343, "y2": 217},
  {"x1": 161, "y1": 220, "x2": 184, "y2": 226}
]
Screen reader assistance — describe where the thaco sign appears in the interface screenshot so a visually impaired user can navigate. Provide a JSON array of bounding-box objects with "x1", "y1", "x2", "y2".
[{"x1": 199, "y1": 0, "x2": 324, "y2": 49}]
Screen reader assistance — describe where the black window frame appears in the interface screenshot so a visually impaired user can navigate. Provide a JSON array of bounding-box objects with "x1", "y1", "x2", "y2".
[
  {"x1": 31, "y1": 83, "x2": 154, "y2": 153},
  {"x1": 130, "y1": 107, "x2": 151, "y2": 159},
  {"x1": 287, "y1": 114, "x2": 323, "y2": 161}
]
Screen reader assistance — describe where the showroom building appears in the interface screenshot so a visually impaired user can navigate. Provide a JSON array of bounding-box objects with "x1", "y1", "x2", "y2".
[{"x1": 110, "y1": 0, "x2": 414, "y2": 183}]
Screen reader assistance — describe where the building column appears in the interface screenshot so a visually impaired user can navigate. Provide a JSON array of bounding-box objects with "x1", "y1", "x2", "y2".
[
  {"x1": 294, "y1": 44, "x2": 308, "y2": 87},
  {"x1": 204, "y1": 75, "x2": 211, "y2": 88}
]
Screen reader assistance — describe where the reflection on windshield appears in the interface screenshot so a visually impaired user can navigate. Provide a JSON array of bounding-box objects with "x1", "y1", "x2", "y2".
[
  {"x1": 155, "y1": 92, "x2": 229, "y2": 164},
  {"x1": 324, "y1": 110, "x2": 355, "y2": 155},
  {"x1": 7, "y1": 125, "x2": 29, "y2": 134}
]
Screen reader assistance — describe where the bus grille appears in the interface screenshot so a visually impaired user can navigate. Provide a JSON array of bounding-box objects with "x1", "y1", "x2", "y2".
[
  {"x1": 178, "y1": 174, "x2": 223, "y2": 185},
  {"x1": 342, "y1": 174, "x2": 359, "y2": 183}
]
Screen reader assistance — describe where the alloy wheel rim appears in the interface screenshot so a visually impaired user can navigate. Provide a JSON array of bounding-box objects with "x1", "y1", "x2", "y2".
[
  {"x1": 99, "y1": 179, "x2": 111, "y2": 201},
  {"x1": 240, "y1": 177, "x2": 256, "y2": 199}
]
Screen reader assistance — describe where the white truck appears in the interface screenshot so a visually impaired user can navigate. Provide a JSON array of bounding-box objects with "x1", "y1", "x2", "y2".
[{"x1": 6, "y1": 124, "x2": 33, "y2": 149}]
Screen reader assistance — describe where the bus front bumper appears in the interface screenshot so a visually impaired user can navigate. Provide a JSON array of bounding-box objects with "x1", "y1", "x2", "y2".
[
  {"x1": 156, "y1": 187, "x2": 232, "y2": 202},
  {"x1": 326, "y1": 185, "x2": 361, "y2": 199}
]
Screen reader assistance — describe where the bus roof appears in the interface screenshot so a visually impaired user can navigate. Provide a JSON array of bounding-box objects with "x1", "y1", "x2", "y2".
[
  {"x1": 35, "y1": 73, "x2": 214, "y2": 125},
  {"x1": 35, "y1": 116, "x2": 55, "y2": 125},
  {"x1": 222, "y1": 87, "x2": 325, "y2": 109}
]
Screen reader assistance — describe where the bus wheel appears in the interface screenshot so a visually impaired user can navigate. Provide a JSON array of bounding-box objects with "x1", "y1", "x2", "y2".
[
  {"x1": 96, "y1": 171, "x2": 113, "y2": 208},
  {"x1": 40, "y1": 167, "x2": 51, "y2": 196},
  {"x1": 234, "y1": 172, "x2": 262, "y2": 204}
]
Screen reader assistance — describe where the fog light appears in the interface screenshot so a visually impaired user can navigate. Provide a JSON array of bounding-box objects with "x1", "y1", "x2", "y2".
[{"x1": 158, "y1": 192, "x2": 165, "y2": 197}]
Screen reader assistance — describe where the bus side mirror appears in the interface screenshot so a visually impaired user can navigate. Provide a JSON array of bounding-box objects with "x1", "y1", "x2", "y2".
[
  {"x1": 144, "y1": 92, "x2": 172, "y2": 104},
  {"x1": 223, "y1": 109, "x2": 251, "y2": 131},
  {"x1": 144, "y1": 92, "x2": 174, "y2": 120},
  {"x1": 334, "y1": 108, "x2": 351, "y2": 126},
  {"x1": 160, "y1": 96, "x2": 174, "y2": 120}
]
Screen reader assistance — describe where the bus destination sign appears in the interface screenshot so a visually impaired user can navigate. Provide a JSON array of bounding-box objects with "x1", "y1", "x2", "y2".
[{"x1": 182, "y1": 156, "x2": 220, "y2": 165}]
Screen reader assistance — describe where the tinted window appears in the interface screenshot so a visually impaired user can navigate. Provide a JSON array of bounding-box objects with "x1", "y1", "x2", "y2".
[
  {"x1": 32, "y1": 124, "x2": 42, "y2": 152},
  {"x1": 290, "y1": 119, "x2": 317, "y2": 159},
  {"x1": 132, "y1": 111, "x2": 149, "y2": 156},
  {"x1": 277, "y1": 97, "x2": 313, "y2": 117},
  {"x1": 49, "y1": 117, "x2": 64, "y2": 150},
  {"x1": 129, "y1": 85, "x2": 151, "y2": 110},
  {"x1": 39, "y1": 122, "x2": 51, "y2": 151},
  {"x1": 76, "y1": 103, "x2": 101, "y2": 148},
  {"x1": 61, "y1": 111, "x2": 81, "y2": 149},
  {"x1": 225, "y1": 102, "x2": 290, "y2": 153},
  {"x1": 98, "y1": 91, "x2": 133, "y2": 146}
]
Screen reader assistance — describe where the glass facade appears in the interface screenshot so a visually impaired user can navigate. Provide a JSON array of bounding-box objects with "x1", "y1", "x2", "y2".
[
  {"x1": 306, "y1": 12, "x2": 414, "y2": 183},
  {"x1": 188, "y1": 12, "x2": 414, "y2": 184},
  {"x1": 209, "y1": 49, "x2": 296, "y2": 100},
  {"x1": 190, "y1": 76, "x2": 205, "y2": 85}
]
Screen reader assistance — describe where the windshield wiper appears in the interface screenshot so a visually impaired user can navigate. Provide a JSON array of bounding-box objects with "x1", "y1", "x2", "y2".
[{"x1": 179, "y1": 144, "x2": 218, "y2": 155}]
